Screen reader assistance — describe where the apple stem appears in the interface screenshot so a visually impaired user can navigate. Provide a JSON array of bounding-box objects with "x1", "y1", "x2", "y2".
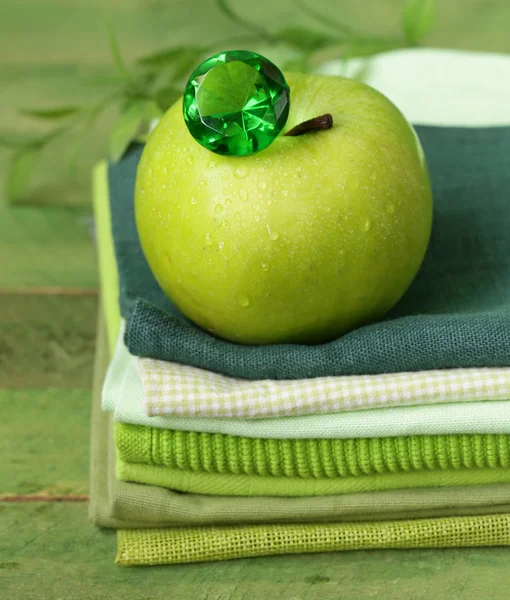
[{"x1": 284, "y1": 113, "x2": 333, "y2": 137}]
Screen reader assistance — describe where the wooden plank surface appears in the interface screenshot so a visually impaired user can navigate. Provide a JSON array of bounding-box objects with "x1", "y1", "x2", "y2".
[
  {"x1": 0, "y1": 295, "x2": 97, "y2": 388},
  {"x1": 3, "y1": 503, "x2": 510, "y2": 599},
  {"x1": 0, "y1": 388, "x2": 90, "y2": 497},
  {"x1": 0, "y1": 207, "x2": 98, "y2": 289}
]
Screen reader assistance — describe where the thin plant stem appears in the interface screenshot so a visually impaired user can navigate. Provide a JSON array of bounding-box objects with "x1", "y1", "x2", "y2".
[
  {"x1": 216, "y1": 0, "x2": 279, "y2": 44},
  {"x1": 292, "y1": 0, "x2": 354, "y2": 35}
]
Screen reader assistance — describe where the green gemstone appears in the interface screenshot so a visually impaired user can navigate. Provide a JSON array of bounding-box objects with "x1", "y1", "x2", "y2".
[{"x1": 183, "y1": 50, "x2": 290, "y2": 157}]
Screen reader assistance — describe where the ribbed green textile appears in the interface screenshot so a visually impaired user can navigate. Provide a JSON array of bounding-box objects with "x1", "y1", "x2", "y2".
[
  {"x1": 116, "y1": 423, "x2": 510, "y2": 479},
  {"x1": 109, "y1": 127, "x2": 510, "y2": 379},
  {"x1": 117, "y1": 457, "x2": 510, "y2": 497}
]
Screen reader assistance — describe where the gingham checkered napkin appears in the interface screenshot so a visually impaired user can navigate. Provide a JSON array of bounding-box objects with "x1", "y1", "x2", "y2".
[{"x1": 134, "y1": 357, "x2": 510, "y2": 419}]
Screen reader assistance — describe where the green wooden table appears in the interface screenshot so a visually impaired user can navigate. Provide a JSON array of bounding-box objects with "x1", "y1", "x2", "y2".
[{"x1": 2, "y1": 1, "x2": 510, "y2": 597}]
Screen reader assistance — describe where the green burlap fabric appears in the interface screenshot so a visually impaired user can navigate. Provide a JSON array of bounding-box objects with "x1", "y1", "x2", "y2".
[
  {"x1": 111, "y1": 127, "x2": 510, "y2": 379},
  {"x1": 117, "y1": 515, "x2": 510, "y2": 565}
]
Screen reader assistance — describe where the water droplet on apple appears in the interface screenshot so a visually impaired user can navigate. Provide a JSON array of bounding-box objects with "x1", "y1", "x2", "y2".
[
  {"x1": 239, "y1": 188, "x2": 248, "y2": 201},
  {"x1": 235, "y1": 166, "x2": 247, "y2": 179},
  {"x1": 186, "y1": 156, "x2": 194, "y2": 166},
  {"x1": 266, "y1": 224, "x2": 279, "y2": 241},
  {"x1": 261, "y1": 262, "x2": 269, "y2": 271},
  {"x1": 253, "y1": 203, "x2": 260, "y2": 212},
  {"x1": 258, "y1": 181, "x2": 267, "y2": 191},
  {"x1": 258, "y1": 167, "x2": 265, "y2": 174},
  {"x1": 266, "y1": 199, "x2": 272, "y2": 205},
  {"x1": 281, "y1": 190, "x2": 288, "y2": 197},
  {"x1": 214, "y1": 204, "x2": 223, "y2": 214},
  {"x1": 218, "y1": 241, "x2": 224, "y2": 250},
  {"x1": 238, "y1": 294, "x2": 250, "y2": 307},
  {"x1": 386, "y1": 203, "x2": 396, "y2": 214},
  {"x1": 221, "y1": 220, "x2": 229, "y2": 228},
  {"x1": 225, "y1": 198, "x2": 233, "y2": 206},
  {"x1": 363, "y1": 219, "x2": 372, "y2": 232},
  {"x1": 190, "y1": 197, "x2": 197, "y2": 205},
  {"x1": 254, "y1": 215, "x2": 261, "y2": 222},
  {"x1": 205, "y1": 233, "x2": 213, "y2": 246}
]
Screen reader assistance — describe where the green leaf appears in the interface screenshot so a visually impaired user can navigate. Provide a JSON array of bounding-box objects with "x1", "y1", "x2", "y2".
[
  {"x1": 402, "y1": 0, "x2": 437, "y2": 45},
  {"x1": 276, "y1": 28, "x2": 336, "y2": 52},
  {"x1": 0, "y1": 125, "x2": 69, "y2": 152},
  {"x1": 216, "y1": 0, "x2": 277, "y2": 44},
  {"x1": 153, "y1": 85, "x2": 181, "y2": 112},
  {"x1": 291, "y1": 0, "x2": 353, "y2": 35},
  {"x1": 106, "y1": 19, "x2": 134, "y2": 85},
  {"x1": 138, "y1": 46, "x2": 204, "y2": 67},
  {"x1": 6, "y1": 147, "x2": 39, "y2": 202},
  {"x1": 20, "y1": 106, "x2": 82, "y2": 121},
  {"x1": 109, "y1": 102, "x2": 145, "y2": 162},
  {"x1": 281, "y1": 54, "x2": 312, "y2": 73},
  {"x1": 139, "y1": 47, "x2": 207, "y2": 87},
  {"x1": 141, "y1": 99, "x2": 164, "y2": 120},
  {"x1": 0, "y1": 131, "x2": 37, "y2": 148},
  {"x1": 341, "y1": 36, "x2": 405, "y2": 59}
]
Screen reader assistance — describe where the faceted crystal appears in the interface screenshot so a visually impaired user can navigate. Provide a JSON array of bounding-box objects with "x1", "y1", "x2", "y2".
[{"x1": 183, "y1": 50, "x2": 290, "y2": 156}]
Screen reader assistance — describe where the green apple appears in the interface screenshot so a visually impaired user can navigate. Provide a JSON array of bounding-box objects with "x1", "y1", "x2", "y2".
[{"x1": 135, "y1": 72, "x2": 433, "y2": 345}]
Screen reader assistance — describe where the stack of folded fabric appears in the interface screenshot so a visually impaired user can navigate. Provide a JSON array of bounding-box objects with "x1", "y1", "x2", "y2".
[{"x1": 89, "y1": 60, "x2": 510, "y2": 567}]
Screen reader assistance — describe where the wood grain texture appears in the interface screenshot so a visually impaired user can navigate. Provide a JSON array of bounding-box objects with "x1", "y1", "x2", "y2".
[
  {"x1": 0, "y1": 295, "x2": 97, "y2": 388},
  {"x1": 3, "y1": 504, "x2": 510, "y2": 599},
  {"x1": 0, "y1": 388, "x2": 90, "y2": 495},
  {"x1": 0, "y1": 207, "x2": 98, "y2": 289}
]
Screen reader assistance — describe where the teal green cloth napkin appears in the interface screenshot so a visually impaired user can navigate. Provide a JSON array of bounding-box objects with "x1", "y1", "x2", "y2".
[{"x1": 110, "y1": 127, "x2": 510, "y2": 379}]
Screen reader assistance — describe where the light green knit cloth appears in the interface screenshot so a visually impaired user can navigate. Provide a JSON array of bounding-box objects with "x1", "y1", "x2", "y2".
[
  {"x1": 116, "y1": 423, "x2": 510, "y2": 479},
  {"x1": 117, "y1": 457, "x2": 510, "y2": 497}
]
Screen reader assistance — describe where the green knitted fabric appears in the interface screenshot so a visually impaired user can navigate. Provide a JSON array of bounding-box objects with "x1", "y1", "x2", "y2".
[
  {"x1": 117, "y1": 458, "x2": 510, "y2": 497},
  {"x1": 116, "y1": 423, "x2": 510, "y2": 479}
]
